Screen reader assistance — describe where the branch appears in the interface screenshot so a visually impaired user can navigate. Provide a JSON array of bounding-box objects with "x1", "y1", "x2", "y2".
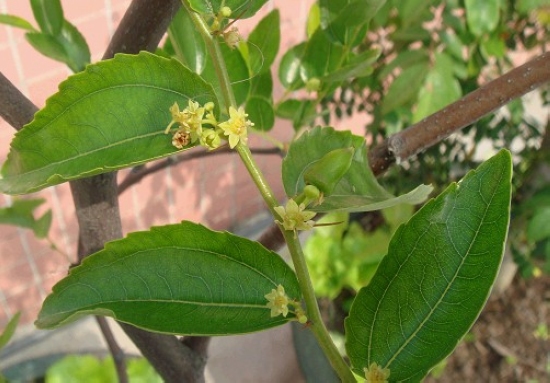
[
  {"x1": 118, "y1": 146, "x2": 282, "y2": 195},
  {"x1": 368, "y1": 52, "x2": 550, "y2": 175},
  {"x1": 96, "y1": 317, "x2": 129, "y2": 383},
  {"x1": 0, "y1": 72, "x2": 38, "y2": 131}
]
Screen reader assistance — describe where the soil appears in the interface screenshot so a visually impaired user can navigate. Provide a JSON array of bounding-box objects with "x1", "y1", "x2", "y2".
[{"x1": 424, "y1": 275, "x2": 550, "y2": 383}]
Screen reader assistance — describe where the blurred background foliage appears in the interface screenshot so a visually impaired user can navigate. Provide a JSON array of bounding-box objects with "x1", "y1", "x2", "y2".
[{"x1": 291, "y1": 0, "x2": 550, "y2": 308}]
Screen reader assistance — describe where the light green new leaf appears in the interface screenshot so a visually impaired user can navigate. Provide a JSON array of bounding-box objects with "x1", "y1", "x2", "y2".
[
  {"x1": 282, "y1": 127, "x2": 432, "y2": 212},
  {"x1": 0, "y1": 198, "x2": 52, "y2": 238},
  {"x1": 345, "y1": 149, "x2": 512, "y2": 381},
  {"x1": 36, "y1": 221, "x2": 301, "y2": 335},
  {"x1": 31, "y1": 0, "x2": 63, "y2": 36},
  {"x1": 0, "y1": 312, "x2": 20, "y2": 350},
  {"x1": 26, "y1": 21, "x2": 90, "y2": 72},
  {"x1": 247, "y1": 9, "x2": 280, "y2": 74},
  {"x1": 465, "y1": 0, "x2": 502, "y2": 37},
  {"x1": 0, "y1": 14, "x2": 35, "y2": 31},
  {"x1": 0, "y1": 52, "x2": 217, "y2": 195}
]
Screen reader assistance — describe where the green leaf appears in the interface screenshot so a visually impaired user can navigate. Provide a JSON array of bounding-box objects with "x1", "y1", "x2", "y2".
[
  {"x1": 36, "y1": 221, "x2": 301, "y2": 335},
  {"x1": 168, "y1": 7, "x2": 207, "y2": 74},
  {"x1": 465, "y1": 0, "x2": 502, "y2": 37},
  {"x1": 0, "y1": 199, "x2": 52, "y2": 238},
  {"x1": 249, "y1": 70, "x2": 273, "y2": 99},
  {"x1": 381, "y1": 62, "x2": 429, "y2": 115},
  {"x1": 0, "y1": 312, "x2": 20, "y2": 350},
  {"x1": 275, "y1": 99, "x2": 317, "y2": 131},
  {"x1": 321, "y1": 48, "x2": 380, "y2": 83},
  {"x1": 188, "y1": 0, "x2": 268, "y2": 19},
  {"x1": 0, "y1": 14, "x2": 35, "y2": 31},
  {"x1": 527, "y1": 207, "x2": 550, "y2": 242},
  {"x1": 301, "y1": 28, "x2": 345, "y2": 80},
  {"x1": 25, "y1": 20, "x2": 90, "y2": 72},
  {"x1": 25, "y1": 31, "x2": 68, "y2": 62},
  {"x1": 345, "y1": 149, "x2": 512, "y2": 381},
  {"x1": 247, "y1": 9, "x2": 280, "y2": 74},
  {"x1": 282, "y1": 127, "x2": 432, "y2": 212},
  {"x1": 46, "y1": 355, "x2": 116, "y2": 382},
  {"x1": 413, "y1": 52, "x2": 462, "y2": 122},
  {"x1": 395, "y1": 0, "x2": 435, "y2": 27},
  {"x1": 30, "y1": 0, "x2": 63, "y2": 36},
  {"x1": 278, "y1": 43, "x2": 307, "y2": 89},
  {"x1": 307, "y1": 3, "x2": 321, "y2": 37},
  {"x1": 201, "y1": 43, "x2": 250, "y2": 106},
  {"x1": 246, "y1": 96, "x2": 274, "y2": 131},
  {"x1": 323, "y1": 0, "x2": 386, "y2": 46},
  {"x1": 0, "y1": 52, "x2": 217, "y2": 195}
]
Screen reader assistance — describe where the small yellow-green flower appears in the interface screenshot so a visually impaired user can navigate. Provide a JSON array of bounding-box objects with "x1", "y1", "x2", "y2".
[
  {"x1": 265, "y1": 284, "x2": 290, "y2": 318},
  {"x1": 200, "y1": 128, "x2": 222, "y2": 150},
  {"x1": 218, "y1": 106, "x2": 254, "y2": 148},
  {"x1": 274, "y1": 199, "x2": 317, "y2": 232},
  {"x1": 364, "y1": 362, "x2": 390, "y2": 383}
]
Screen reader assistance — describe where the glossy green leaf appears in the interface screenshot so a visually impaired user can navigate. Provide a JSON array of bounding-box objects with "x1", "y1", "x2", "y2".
[
  {"x1": 527, "y1": 207, "x2": 550, "y2": 242},
  {"x1": 0, "y1": 52, "x2": 217, "y2": 195},
  {"x1": 465, "y1": 0, "x2": 501, "y2": 36},
  {"x1": 188, "y1": 0, "x2": 268, "y2": 19},
  {"x1": 247, "y1": 9, "x2": 280, "y2": 74},
  {"x1": 168, "y1": 7, "x2": 207, "y2": 74},
  {"x1": 246, "y1": 96, "x2": 274, "y2": 131},
  {"x1": 377, "y1": 49, "x2": 429, "y2": 80},
  {"x1": 278, "y1": 42, "x2": 306, "y2": 89},
  {"x1": 282, "y1": 127, "x2": 432, "y2": 212},
  {"x1": 36, "y1": 221, "x2": 301, "y2": 335},
  {"x1": 31, "y1": 0, "x2": 63, "y2": 36},
  {"x1": 25, "y1": 20, "x2": 90, "y2": 72},
  {"x1": 413, "y1": 53, "x2": 462, "y2": 122},
  {"x1": 345, "y1": 149, "x2": 512, "y2": 381},
  {"x1": 0, "y1": 312, "x2": 20, "y2": 350},
  {"x1": 381, "y1": 62, "x2": 429, "y2": 115},
  {"x1": 0, "y1": 198, "x2": 52, "y2": 238},
  {"x1": 0, "y1": 14, "x2": 35, "y2": 31}
]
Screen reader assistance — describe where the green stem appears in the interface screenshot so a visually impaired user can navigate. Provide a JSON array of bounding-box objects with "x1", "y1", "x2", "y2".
[
  {"x1": 181, "y1": 1, "x2": 235, "y2": 109},
  {"x1": 282, "y1": 229, "x2": 356, "y2": 382},
  {"x1": 183, "y1": 2, "x2": 354, "y2": 381}
]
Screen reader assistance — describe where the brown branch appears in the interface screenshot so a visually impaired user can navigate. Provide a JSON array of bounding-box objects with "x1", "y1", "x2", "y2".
[
  {"x1": 0, "y1": 72, "x2": 38, "y2": 131},
  {"x1": 118, "y1": 146, "x2": 282, "y2": 195},
  {"x1": 368, "y1": 52, "x2": 550, "y2": 175},
  {"x1": 96, "y1": 317, "x2": 129, "y2": 383}
]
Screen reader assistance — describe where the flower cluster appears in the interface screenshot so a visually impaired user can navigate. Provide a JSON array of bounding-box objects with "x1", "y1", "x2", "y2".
[
  {"x1": 165, "y1": 100, "x2": 216, "y2": 149},
  {"x1": 264, "y1": 284, "x2": 307, "y2": 323},
  {"x1": 166, "y1": 100, "x2": 256, "y2": 151},
  {"x1": 363, "y1": 362, "x2": 390, "y2": 383}
]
